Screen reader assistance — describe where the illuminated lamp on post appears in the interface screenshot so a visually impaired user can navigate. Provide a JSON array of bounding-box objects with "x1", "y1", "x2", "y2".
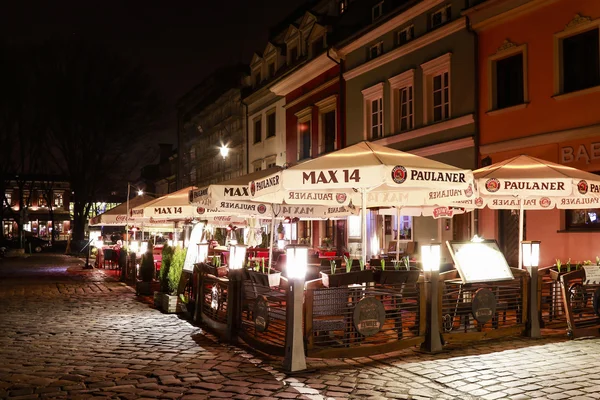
[
  {"x1": 283, "y1": 244, "x2": 308, "y2": 372},
  {"x1": 197, "y1": 242, "x2": 209, "y2": 264},
  {"x1": 226, "y1": 244, "x2": 246, "y2": 342},
  {"x1": 522, "y1": 240, "x2": 541, "y2": 338},
  {"x1": 420, "y1": 243, "x2": 443, "y2": 353}
]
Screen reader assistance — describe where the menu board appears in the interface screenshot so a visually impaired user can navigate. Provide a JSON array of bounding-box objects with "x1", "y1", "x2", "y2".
[
  {"x1": 446, "y1": 240, "x2": 514, "y2": 284},
  {"x1": 183, "y1": 223, "x2": 205, "y2": 273}
]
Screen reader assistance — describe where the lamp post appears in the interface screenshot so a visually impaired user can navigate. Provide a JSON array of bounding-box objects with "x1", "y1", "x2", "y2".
[
  {"x1": 194, "y1": 241, "x2": 210, "y2": 323},
  {"x1": 283, "y1": 244, "x2": 308, "y2": 372},
  {"x1": 421, "y1": 243, "x2": 443, "y2": 353},
  {"x1": 126, "y1": 183, "x2": 143, "y2": 250},
  {"x1": 522, "y1": 240, "x2": 541, "y2": 338},
  {"x1": 226, "y1": 243, "x2": 246, "y2": 342}
]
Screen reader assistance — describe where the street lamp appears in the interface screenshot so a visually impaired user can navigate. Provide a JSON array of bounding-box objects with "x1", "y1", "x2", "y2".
[
  {"x1": 226, "y1": 243, "x2": 247, "y2": 343},
  {"x1": 283, "y1": 244, "x2": 308, "y2": 372},
  {"x1": 522, "y1": 240, "x2": 541, "y2": 338},
  {"x1": 421, "y1": 243, "x2": 443, "y2": 353},
  {"x1": 219, "y1": 145, "x2": 229, "y2": 159},
  {"x1": 197, "y1": 242, "x2": 209, "y2": 264}
]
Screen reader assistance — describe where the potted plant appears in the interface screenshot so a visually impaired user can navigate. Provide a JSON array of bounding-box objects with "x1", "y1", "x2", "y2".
[
  {"x1": 277, "y1": 222, "x2": 285, "y2": 240},
  {"x1": 374, "y1": 256, "x2": 420, "y2": 284},
  {"x1": 136, "y1": 240, "x2": 157, "y2": 296},
  {"x1": 203, "y1": 254, "x2": 228, "y2": 277},
  {"x1": 162, "y1": 247, "x2": 187, "y2": 313},
  {"x1": 320, "y1": 256, "x2": 374, "y2": 287},
  {"x1": 549, "y1": 258, "x2": 582, "y2": 281},
  {"x1": 247, "y1": 257, "x2": 281, "y2": 287},
  {"x1": 154, "y1": 244, "x2": 174, "y2": 308},
  {"x1": 321, "y1": 237, "x2": 332, "y2": 249}
]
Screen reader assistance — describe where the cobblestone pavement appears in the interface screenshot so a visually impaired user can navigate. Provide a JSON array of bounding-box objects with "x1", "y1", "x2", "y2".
[{"x1": 1, "y1": 254, "x2": 600, "y2": 400}]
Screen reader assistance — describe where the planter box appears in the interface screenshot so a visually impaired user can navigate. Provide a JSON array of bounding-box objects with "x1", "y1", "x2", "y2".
[
  {"x1": 373, "y1": 269, "x2": 420, "y2": 285},
  {"x1": 248, "y1": 269, "x2": 282, "y2": 287},
  {"x1": 320, "y1": 269, "x2": 374, "y2": 288},
  {"x1": 549, "y1": 266, "x2": 581, "y2": 281},
  {"x1": 162, "y1": 294, "x2": 183, "y2": 313},
  {"x1": 153, "y1": 291, "x2": 165, "y2": 308},
  {"x1": 203, "y1": 264, "x2": 228, "y2": 277}
]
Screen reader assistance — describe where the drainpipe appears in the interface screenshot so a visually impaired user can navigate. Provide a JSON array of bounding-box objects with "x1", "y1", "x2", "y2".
[
  {"x1": 241, "y1": 98, "x2": 249, "y2": 175},
  {"x1": 326, "y1": 47, "x2": 345, "y2": 149},
  {"x1": 466, "y1": 15, "x2": 480, "y2": 236}
]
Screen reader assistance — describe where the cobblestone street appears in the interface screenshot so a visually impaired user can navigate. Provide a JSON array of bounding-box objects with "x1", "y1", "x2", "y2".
[{"x1": 2, "y1": 254, "x2": 600, "y2": 400}]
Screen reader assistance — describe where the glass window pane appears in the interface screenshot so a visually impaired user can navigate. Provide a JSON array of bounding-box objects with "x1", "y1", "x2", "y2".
[{"x1": 434, "y1": 106, "x2": 442, "y2": 121}]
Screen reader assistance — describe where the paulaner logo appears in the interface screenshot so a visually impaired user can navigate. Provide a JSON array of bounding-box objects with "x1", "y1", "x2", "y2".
[
  {"x1": 485, "y1": 178, "x2": 500, "y2": 193},
  {"x1": 391, "y1": 166, "x2": 407, "y2": 184}
]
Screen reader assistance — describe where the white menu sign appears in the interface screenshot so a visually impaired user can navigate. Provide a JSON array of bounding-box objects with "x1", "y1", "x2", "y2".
[
  {"x1": 447, "y1": 240, "x2": 514, "y2": 284},
  {"x1": 583, "y1": 266, "x2": 600, "y2": 285}
]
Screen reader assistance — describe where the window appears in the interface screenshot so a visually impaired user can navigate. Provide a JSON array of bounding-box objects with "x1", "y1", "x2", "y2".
[
  {"x1": 253, "y1": 118, "x2": 262, "y2": 144},
  {"x1": 339, "y1": 0, "x2": 347, "y2": 14},
  {"x1": 190, "y1": 167, "x2": 197, "y2": 184},
  {"x1": 431, "y1": 4, "x2": 451, "y2": 29},
  {"x1": 289, "y1": 46, "x2": 298, "y2": 63},
  {"x1": 397, "y1": 25, "x2": 414, "y2": 45},
  {"x1": 267, "y1": 161, "x2": 277, "y2": 168},
  {"x1": 268, "y1": 62, "x2": 275, "y2": 78},
  {"x1": 370, "y1": 98, "x2": 384, "y2": 138},
  {"x1": 566, "y1": 209, "x2": 600, "y2": 230},
  {"x1": 23, "y1": 190, "x2": 31, "y2": 206},
  {"x1": 266, "y1": 111, "x2": 276, "y2": 138},
  {"x1": 372, "y1": 2, "x2": 383, "y2": 21},
  {"x1": 283, "y1": 222, "x2": 298, "y2": 241},
  {"x1": 348, "y1": 215, "x2": 361, "y2": 238},
  {"x1": 4, "y1": 191, "x2": 12, "y2": 207},
  {"x1": 362, "y1": 83, "x2": 384, "y2": 140},
  {"x1": 298, "y1": 120, "x2": 311, "y2": 160},
  {"x1": 325, "y1": 219, "x2": 336, "y2": 246},
  {"x1": 432, "y1": 72, "x2": 450, "y2": 122},
  {"x1": 38, "y1": 193, "x2": 47, "y2": 207},
  {"x1": 254, "y1": 71, "x2": 261, "y2": 86},
  {"x1": 316, "y1": 96, "x2": 337, "y2": 154},
  {"x1": 389, "y1": 69, "x2": 414, "y2": 132},
  {"x1": 421, "y1": 53, "x2": 451, "y2": 124},
  {"x1": 369, "y1": 42, "x2": 383, "y2": 59},
  {"x1": 296, "y1": 107, "x2": 312, "y2": 160},
  {"x1": 323, "y1": 111, "x2": 336, "y2": 153},
  {"x1": 496, "y1": 53, "x2": 524, "y2": 109},
  {"x1": 253, "y1": 161, "x2": 262, "y2": 172},
  {"x1": 562, "y1": 28, "x2": 600, "y2": 93},
  {"x1": 298, "y1": 221, "x2": 311, "y2": 245}
]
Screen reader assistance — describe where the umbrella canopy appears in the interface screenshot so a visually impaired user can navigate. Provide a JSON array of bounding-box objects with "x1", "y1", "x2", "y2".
[
  {"x1": 473, "y1": 155, "x2": 600, "y2": 210},
  {"x1": 89, "y1": 195, "x2": 156, "y2": 226},
  {"x1": 248, "y1": 141, "x2": 475, "y2": 263},
  {"x1": 472, "y1": 155, "x2": 600, "y2": 267},
  {"x1": 131, "y1": 186, "x2": 200, "y2": 220},
  {"x1": 249, "y1": 141, "x2": 474, "y2": 207}
]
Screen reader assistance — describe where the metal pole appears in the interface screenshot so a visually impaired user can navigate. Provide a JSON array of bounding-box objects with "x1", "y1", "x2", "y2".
[
  {"x1": 396, "y1": 207, "x2": 401, "y2": 263},
  {"x1": 361, "y1": 189, "x2": 367, "y2": 265},
  {"x1": 225, "y1": 268, "x2": 243, "y2": 342},
  {"x1": 283, "y1": 277, "x2": 307, "y2": 372},
  {"x1": 126, "y1": 183, "x2": 131, "y2": 250},
  {"x1": 422, "y1": 269, "x2": 443, "y2": 353},
  {"x1": 268, "y1": 205, "x2": 277, "y2": 269},
  {"x1": 518, "y1": 201, "x2": 524, "y2": 269}
]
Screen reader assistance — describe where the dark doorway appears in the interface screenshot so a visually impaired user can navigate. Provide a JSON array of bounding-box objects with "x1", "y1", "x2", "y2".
[
  {"x1": 498, "y1": 210, "x2": 524, "y2": 268},
  {"x1": 335, "y1": 220, "x2": 346, "y2": 256},
  {"x1": 453, "y1": 213, "x2": 471, "y2": 242}
]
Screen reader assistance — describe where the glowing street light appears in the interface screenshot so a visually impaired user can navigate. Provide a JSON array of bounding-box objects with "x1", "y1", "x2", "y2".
[
  {"x1": 137, "y1": 189, "x2": 144, "y2": 196},
  {"x1": 219, "y1": 145, "x2": 229, "y2": 159}
]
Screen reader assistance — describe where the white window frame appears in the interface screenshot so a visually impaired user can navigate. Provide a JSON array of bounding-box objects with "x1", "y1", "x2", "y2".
[
  {"x1": 553, "y1": 14, "x2": 600, "y2": 98},
  {"x1": 372, "y1": 1, "x2": 383, "y2": 21},
  {"x1": 252, "y1": 160, "x2": 263, "y2": 172},
  {"x1": 488, "y1": 41, "x2": 528, "y2": 112},
  {"x1": 431, "y1": 4, "x2": 451, "y2": 29},
  {"x1": 265, "y1": 155, "x2": 277, "y2": 169},
  {"x1": 369, "y1": 41, "x2": 383, "y2": 60},
  {"x1": 388, "y1": 69, "x2": 414, "y2": 133},
  {"x1": 295, "y1": 107, "x2": 313, "y2": 161},
  {"x1": 316, "y1": 95, "x2": 338, "y2": 155},
  {"x1": 397, "y1": 25, "x2": 414, "y2": 45},
  {"x1": 362, "y1": 82, "x2": 384, "y2": 140},
  {"x1": 421, "y1": 53, "x2": 451, "y2": 124}
]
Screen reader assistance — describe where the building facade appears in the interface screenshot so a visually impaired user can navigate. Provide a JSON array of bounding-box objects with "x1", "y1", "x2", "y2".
[
  {"x1": 467, "y1": 0, "x2": 600, "y2": 266},
  {"x1": 339, "y1": 0, "x2": 477, "y2": 260},
  {"x1": 177, "y1": 65, "x2": 249, "y2": 189}
]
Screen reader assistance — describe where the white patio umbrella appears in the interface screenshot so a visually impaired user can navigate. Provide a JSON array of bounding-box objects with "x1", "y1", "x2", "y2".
[
  {"x1": 248, "y1": 141, "x2": 475, "y2": 263},
  {"x1": 89, "y1": 194, "x2": 157, "y2": 226},
  {"x1": 472, "y1": 155, "x2": 600, "y2": 267}
]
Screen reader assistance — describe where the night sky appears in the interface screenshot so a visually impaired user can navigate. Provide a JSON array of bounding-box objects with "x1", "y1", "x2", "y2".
[{"x1": 2, "y1": 0, "x2": 308, "y2": 150}]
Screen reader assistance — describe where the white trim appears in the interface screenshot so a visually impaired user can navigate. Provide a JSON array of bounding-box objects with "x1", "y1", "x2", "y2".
[
  {"x1": 372, "y1": 114, "x2": 474, "y2": 146},
  {"x1": 271, "y1": 52, "x2": 339, "y2": 96},
  {"x1": 480, "y1": 122, "x2": 600, "y2": 155},
  {"x1": 284, "y1": 78, "x2": 338, "y2": 109},
  {"x1": 295, "y1": 107, "x2": 313, "y2": 120},
  {"x1": 338, "y1": 0, "x2": 447, "y2": 56},
  {"x1": 343, "y1": 18, "x2": 465, "y2": 81},
  {"x1": 361, "y1": 82, "x2": 384, "y2": 99},
  {"x1": 422, "y1": 53, "x2": 452, "y2": 124},
  {"x1": 368, "y1": 41, "x2": 384, "y2": 60},
  {"x1": 553, "y1": 14, "x2": 600, "y2": 96},
  {"x1": 388, "y1": 69, "x2": 415, "y2": 133},
  {"x1": 409, "y1": 137, "x2": 474, "y2": 157},
  {"x1": 317, "y1": 95, "x2": 338, "y2": 155}
]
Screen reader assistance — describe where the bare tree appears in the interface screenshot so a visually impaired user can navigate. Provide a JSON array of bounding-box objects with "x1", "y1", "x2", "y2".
[{"x1": 35, "y1": 40, "x2": 163, "y2": 242}]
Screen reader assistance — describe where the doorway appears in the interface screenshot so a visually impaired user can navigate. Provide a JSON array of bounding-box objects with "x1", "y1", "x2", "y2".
[{"x1": 498, "y1": 210, "x2": 524, "y2": 267}]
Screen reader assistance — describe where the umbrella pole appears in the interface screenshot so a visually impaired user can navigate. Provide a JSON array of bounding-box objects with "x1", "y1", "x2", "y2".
[
  {"x1": 396, "y1": 207, "x2": 401, "y2": 263},
  {"x1": 518, "y1": 201, "x2": 524, "y2": 269},
  {"x1": 361, "y1": 189, "x2": 367, "y2": 265},
  {"x1": 268, "y1": 206, "x2": 276, "y2": 269}
]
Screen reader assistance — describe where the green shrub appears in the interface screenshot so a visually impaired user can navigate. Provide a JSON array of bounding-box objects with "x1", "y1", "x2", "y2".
[
  {"x1": 139, "y1": 251, "x2": 155, "y2": 282},
  {"x1": 160, "y1": 245, "x2": 175, "y2": 293},
  {"x1": 168, "y1": 247, "x2": 187, "y2": 294}
]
